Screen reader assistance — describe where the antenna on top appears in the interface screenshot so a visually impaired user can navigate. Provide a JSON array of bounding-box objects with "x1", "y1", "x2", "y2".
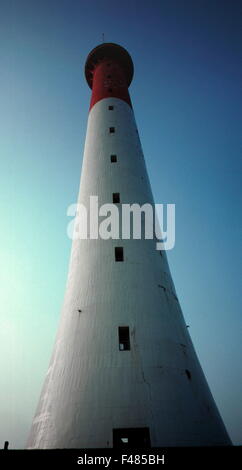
[{"x1": 102, "y1": 33, "x2": 105, "y2": 43}]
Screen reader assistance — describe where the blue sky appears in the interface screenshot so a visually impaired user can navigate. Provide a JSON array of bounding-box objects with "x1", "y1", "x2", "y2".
[{"x1": 0, "y1": 0, "x2": 241, "y2": 447}]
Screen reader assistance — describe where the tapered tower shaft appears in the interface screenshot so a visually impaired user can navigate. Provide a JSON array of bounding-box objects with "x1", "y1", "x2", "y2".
[{"x1": 27, "y1": 43, "x2": 231, "y2": 448}]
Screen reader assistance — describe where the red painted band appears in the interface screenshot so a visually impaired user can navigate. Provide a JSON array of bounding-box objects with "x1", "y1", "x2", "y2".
[{"x1": 89, "y1": 59, "x2": 132, "y2": 111}]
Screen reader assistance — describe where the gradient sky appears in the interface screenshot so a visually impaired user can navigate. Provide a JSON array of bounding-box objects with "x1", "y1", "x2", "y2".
[{"x1": 0, "y1": 0, "x2": 241, "y2": 448}]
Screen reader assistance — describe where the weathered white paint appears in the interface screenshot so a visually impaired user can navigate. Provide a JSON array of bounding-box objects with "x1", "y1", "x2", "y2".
[{"x1": 27, "y1": 97, "x2": 231, "y2": 448}]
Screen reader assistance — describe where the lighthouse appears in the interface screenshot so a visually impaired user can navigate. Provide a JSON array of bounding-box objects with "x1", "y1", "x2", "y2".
[{"x1": 27, "y1": 43, "x2": 231, "y2": 448}]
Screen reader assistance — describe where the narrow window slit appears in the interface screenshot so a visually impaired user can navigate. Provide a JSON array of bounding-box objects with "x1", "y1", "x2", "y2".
[
  {"x1": 113, "y1": 193, "x2": 120, "y2": 203},
  {"x1": 118, "y1": 326, "x2": 130, "y2": 351},
  {"x1": 185, "y1": 369, "x2": 191, "y2": 380},
  {"x1": 115, "y1": 247, "x2": 124, "y2": 262}
]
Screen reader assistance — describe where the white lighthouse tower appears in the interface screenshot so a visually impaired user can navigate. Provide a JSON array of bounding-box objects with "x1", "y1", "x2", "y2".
[{"x1": 27, "y1": 43, "x2": 231, "y2": 448}]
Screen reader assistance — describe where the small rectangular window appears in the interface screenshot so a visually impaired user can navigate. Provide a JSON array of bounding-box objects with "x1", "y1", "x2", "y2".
[
  {"x1": 113, "y1": 193, "x2": 120, "y2": 203},
  {"x1": 115, "y1": 247, "x2": 123, "y2": 262},
  {"x1": 109, "y1": 105, "x2": 114, "y2": 110},
  {"x1": 111, "y1": 154, "x2": 117, "y2": 163},
  {"x1": 118, "y1": 326, "x2": 130, "y2": 350},
  {"x1": 109, "y1": 127, "x2": 115, "y2": 133}
]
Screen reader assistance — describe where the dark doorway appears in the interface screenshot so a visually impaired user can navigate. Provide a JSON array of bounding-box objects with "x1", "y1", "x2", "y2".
[{"x1": 113, "y1": 427, "x2": 151, "y2": 448}]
